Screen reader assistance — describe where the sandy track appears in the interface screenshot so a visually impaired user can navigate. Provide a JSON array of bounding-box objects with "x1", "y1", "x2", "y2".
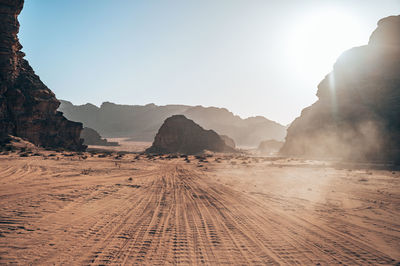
[{"x1": 0, "y1": 155, "x2": 398, "y2": 264}]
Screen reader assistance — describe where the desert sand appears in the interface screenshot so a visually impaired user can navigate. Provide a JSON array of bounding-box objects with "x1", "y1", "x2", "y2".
[{"x1": 0, "y1": 146, "x2": 399, "y2": 265}]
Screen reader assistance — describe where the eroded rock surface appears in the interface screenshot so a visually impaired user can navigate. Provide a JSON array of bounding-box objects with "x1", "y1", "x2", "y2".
[
  {"x1": 0, "y1": 0, "x2": 84, "y2": 150},
  {"x1": 146, "y1": 115, "x2": 234, "y2": 154},
  {"x1": 281, "y1": 15, "x2": 400, "y2": 163}
]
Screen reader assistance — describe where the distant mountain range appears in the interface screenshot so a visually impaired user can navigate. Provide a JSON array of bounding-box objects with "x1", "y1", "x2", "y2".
[{"x1": 58, "y1": 100, "x2": 286, "y2": 147}]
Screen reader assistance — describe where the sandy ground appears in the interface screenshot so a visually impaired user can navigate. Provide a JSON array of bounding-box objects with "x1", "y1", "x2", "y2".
[{"x1": 0, "y1": 151, "x2": 399, "y2": 265}]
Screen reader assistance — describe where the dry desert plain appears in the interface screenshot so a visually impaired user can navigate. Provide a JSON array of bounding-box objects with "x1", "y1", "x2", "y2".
[{"x1": 0, "y1": 144, "x2": 399, "y2": 265}]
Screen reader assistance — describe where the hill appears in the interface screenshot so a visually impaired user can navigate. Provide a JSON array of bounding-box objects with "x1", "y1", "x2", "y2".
[{"x1": 59, "y1": 101, "x2": 286, "y2": 147}]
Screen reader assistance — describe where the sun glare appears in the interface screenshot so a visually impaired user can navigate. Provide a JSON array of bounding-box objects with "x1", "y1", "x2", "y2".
[{"x1": 287, "y1": 8, "x2": 365, "y2": 80}]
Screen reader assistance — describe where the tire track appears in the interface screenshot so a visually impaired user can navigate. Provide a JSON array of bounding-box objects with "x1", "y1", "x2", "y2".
[{"x1": 0, "y1": 158, "x2": 398, "y2": 265}]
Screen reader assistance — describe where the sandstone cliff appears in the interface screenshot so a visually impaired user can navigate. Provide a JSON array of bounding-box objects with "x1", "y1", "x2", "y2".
[
  {"x1": 281, "y1": 15, "x2": 400, "y2": 163},
  {"x1": 0, "y1": 0, "x2": 84, "y2": 150},
  {"x1": 146, "y1": 115, "x2": 234, "y2": 154}
]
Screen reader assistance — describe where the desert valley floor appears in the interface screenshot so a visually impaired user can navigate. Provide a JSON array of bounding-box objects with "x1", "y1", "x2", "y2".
[{"x1": 0, "y1": 149, "x2": 399, "y2": 265}]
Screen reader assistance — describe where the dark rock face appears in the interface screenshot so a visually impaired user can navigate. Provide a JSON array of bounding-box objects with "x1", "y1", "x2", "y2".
[
  {"x1": 146, "y1": 115, "x2": 234, "y2": 154},
  {"x1": 220, "y1": 135, "x2": 236, "y2": 149},
  {"x1": 281, "y1": 15, "x2": 400, "y2": 163},
  {"x1": 80, "y1": 127, "x2": 119, "y2": 146},
  {"x1": 0, "y1": 0, "x2": 84, "y2": 150}
]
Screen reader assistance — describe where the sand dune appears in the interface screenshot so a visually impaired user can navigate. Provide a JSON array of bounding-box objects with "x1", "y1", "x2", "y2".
[{"x1": 0, "y1": 152, "x2": 398, "y2": 264}]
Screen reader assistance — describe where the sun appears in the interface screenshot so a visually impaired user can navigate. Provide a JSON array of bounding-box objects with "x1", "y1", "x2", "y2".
[{"x1": 286, "y1": 7, "x2": 365, "y2": 80}]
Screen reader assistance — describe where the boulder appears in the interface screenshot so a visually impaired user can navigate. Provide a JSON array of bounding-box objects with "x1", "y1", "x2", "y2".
[{"x1": 146, "y1": 115, "x2": 235, "y2": 154}]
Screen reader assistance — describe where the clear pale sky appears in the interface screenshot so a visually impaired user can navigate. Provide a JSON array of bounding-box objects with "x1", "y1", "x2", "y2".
[{"x1": 19, "y1": 0, "x2": 399, "y2": 125}]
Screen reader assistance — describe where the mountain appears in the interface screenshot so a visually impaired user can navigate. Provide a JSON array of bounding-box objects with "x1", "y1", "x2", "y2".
[
  {"x1": 146, "y1": 115, "x2": 234, "y2": 154},
  {"x1": 59, "y1": 100, "x2": 286, "y2": 147},
  {"x1": 0, "y1": 0, "x2": 84, "y2": 150},
  {"x1": 281, "y1": 15, "x2": 400, "y2": 163}
]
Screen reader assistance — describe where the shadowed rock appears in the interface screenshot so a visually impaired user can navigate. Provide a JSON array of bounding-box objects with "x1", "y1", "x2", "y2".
[
  {"x1": 146, "y1": 115, "x2": 235, "y2": 154},
  {"x1": 281, "y1": 15, "x2": 400, "y2": 163},
  {"x1": 80, "y1": 128, "x2": 119, "y2": 146},
  {"x1": 0, "y1": 0, "x2": 85, "y2": 150},
  {"x1": 220, "y1": 135, "x2": 236, "y2": 149}
]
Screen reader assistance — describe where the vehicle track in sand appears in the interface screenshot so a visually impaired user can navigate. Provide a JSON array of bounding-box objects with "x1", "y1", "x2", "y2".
[{"x1": 0, "y1": 156, "x2": 398, "y2": 265}]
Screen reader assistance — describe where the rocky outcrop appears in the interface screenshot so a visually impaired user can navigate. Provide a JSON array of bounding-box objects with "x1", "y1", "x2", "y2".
[
  {"x1": 258, "y1": 140, "x2": 283, "y2": 155},
  {"x1": 80, "y1": 127, "x2": 118, "y2": 146},
  {"x1": 146, "y1": 115, "x2": 234, "y2": 154},
  {"x1": 0, "y1": 0, "x2": 84, "y2": 150},
  {"x1": 281, "y1": 15, "x2": 400, "y2": 163},
  {"x1": 220, "y1": 135, "x2": 236, "y2": 149},
  {"x1": 59, "y1": 100, "x2": 286, "y2": 147}
]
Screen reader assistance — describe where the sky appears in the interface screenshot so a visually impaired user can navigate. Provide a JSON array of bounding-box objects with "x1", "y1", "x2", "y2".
[{"x1": 19, "y1": 0, "x2": 399, "y2": 125}]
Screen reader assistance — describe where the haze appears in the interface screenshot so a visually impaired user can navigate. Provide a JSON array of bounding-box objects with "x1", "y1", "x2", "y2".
[{"x1": 19, "y1": 0, "x2": 399, "y2": 125}]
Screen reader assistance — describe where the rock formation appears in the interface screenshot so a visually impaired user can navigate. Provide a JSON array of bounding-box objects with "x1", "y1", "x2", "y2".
[
  {"x1": 59, "y1": 100, "x2": 286, "y2": 147},
  {"x1": 281, "y1": 15, "x2": 400, "y2": 163},
  {"x1": 80, "y1": 127, "x2": 119, "y2": 146},
  {"x1": 220, "y1": 135, "x2": 236, "y2": 149},
  {"x1": 146, "y1": 115, "x2": 234, "y2": 154},
  {"x1": 0, "y1": 0, "x2": 84, "y2": 150}
]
